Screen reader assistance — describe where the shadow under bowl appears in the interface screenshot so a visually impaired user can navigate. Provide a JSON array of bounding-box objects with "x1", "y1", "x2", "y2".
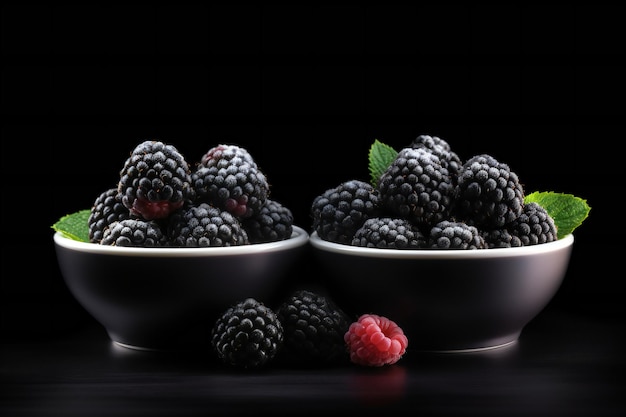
[
  {"x1": 309, "y1": 232, "x2": 574, "y2": 352},
  {"x1": 54, "y1": 226, "x2": 309, "y2": 351}
]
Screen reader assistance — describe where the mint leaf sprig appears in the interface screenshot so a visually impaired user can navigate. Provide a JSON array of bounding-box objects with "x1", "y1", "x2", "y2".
[
  {"x1": 524, "y1": 192, "x2": 590, "y2": 240},
  {"x1": 51, "y1": 209, "x2": 91, "y2": 242}
]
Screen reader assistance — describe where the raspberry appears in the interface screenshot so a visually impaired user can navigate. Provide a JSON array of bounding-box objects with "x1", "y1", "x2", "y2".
[
  {"x1": 344, "y1": 314, "x2": 408, "y2": 367},
  {"x1": 211, "y1": 298, "x2": 284, "y2": 369}
]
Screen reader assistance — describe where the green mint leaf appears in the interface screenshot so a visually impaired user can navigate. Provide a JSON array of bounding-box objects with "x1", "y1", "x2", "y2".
[
  {"x1": 368, "y1": 139, "x2": 398, "y2": 187},
  {"x1": 524, "y1": 191, "x2": 591, "y2": 239},
  {"x1": 51, "y1": 209, "x2": 91, "y2": 243}
]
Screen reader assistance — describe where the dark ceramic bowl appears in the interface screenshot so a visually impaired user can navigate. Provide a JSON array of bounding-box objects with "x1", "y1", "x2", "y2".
[
  {"x1": 54, "y1": 226, "x2": 309, "y2": 351},
  {"x1": 309, "y1": 232, "x2": 574, "y2": 352}
]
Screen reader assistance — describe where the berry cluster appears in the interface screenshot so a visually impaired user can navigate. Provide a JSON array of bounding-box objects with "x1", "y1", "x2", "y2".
[
  {"x1": 210, "y1": 290, "x2": 408, "y2": 369},
  {"x1": 88, "y1": 141, "x2": 294, "y2": 247},
  {"x1": 311, "y1": 135, "x2": 557, "y2": 249}
]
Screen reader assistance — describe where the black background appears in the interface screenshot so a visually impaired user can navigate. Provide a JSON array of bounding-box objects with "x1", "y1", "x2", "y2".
[{"x1": 1, "y1": 4, "x2": 624, "y2": 341}]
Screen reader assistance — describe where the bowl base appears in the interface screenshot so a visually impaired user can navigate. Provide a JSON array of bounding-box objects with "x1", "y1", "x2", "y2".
[
  {"x1": 415, "y1": 338, "x2": 518, "y2": 354},
  {"x1": 112, "y1": 341, "x2": 171, "y2": 352}
]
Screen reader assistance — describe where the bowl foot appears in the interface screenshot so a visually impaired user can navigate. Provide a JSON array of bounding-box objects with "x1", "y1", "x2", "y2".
[
  {"x1": 415, "y1": 338, "x2": 518, "y2": 354},
  {"x1": 112, "y1": 340, "x2": 175, "y2": 352}
]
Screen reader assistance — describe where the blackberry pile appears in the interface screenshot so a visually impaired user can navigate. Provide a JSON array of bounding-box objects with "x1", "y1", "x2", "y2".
[
  {"x1": 87, "y1": 141, "x2": 294, "y2": 247},
  {"x1": 311, "y1": 135, "x2": 558, "y2": 249}
]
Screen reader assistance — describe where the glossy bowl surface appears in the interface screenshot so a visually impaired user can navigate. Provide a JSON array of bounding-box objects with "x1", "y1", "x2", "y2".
[
  {"x1": 309, "y1": 232, "x2": 574, "y2": 352},
  {"x1": 54, "y1": 226, "x2": 309, "y2": 351}
]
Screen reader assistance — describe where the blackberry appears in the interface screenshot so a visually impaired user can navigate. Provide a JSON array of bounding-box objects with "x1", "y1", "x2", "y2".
[
  {"x1": 351, "y1": 217, "x2": 427, "y2": 249},
  {"x1": 481, "y1": 228, "x2": 523, "y2": 249},
  {"x1": 311, "y1": 179, "x2": 381, "y2": 244},
  {"x1": 168, "y1": 203, "x2": 249, "y2": 247},
  {"x1": 241, "y1": 199, "x2": 294, "y2": 243},
  {"x1": 88, "y1": 188, "x2": 133, "y2": 243},
  {"x1": 410, "y1": 134, "x2": 463, "y2": 183},
  {"x1": 192, "y1": 144, "x2": 269, "y2": 219},
  {"x1": 453, "y1": 154, "x2": 524, "y2": 229},
  {"x1": 508, "y1": 202, "x2": 558, "y2": 246},
  {"x1": 100, "y1": 219, "x2": 166, "y2": 247},
  {"x1": 428, "y1": 220, "x2": 487, "y2": 249},
  {"x1": 211, "y1": 298, "x2": 284, "y2": 369},
  {"x1": 118, "y1": 140, "x2": 194, "y2": 221},
  {"x1": 377, "y1": 147, "x2": 454, "y2": 227},
  {"x1": 275, "y1": 289, "x2": 351, "y2": 365}
]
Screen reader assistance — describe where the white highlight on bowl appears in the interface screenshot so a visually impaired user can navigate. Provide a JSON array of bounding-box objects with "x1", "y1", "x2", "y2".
[
  {"x1": 309, "y1": 232, "x2": 574, "y2": 260},
  {"x1": 54, "y1": 226, "x2": 309, "y2": 258}
]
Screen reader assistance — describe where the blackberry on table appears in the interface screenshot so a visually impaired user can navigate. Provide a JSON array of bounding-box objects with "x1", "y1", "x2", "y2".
[
  {"x1": 453, "y1": 154, "x2": 524, "y2": 229},
  {"x1": 118, "y1": 140, "x2": 194, "y2": 221},
  {"x1": 377, "y1": 147, "x2": 455, "y2": 227},
  {"x1": 100, "y1": 219, "x2": 166, "y2": 247},
  {"x1": 351, "y1": 217, "x2": 427, "y2": 249},
  {"x1": 508, "y1": 202, "x2": 558, "y2": 246},
  {"x1": 192, "y1": 144, "x2": 269, "y2": 219},
  {"x1": 275, "y1": 289, "x2": 351, "y2": 365},
  {"x1": 88, "y1": 188, "x2": 133, "y2": 243},
  {"x1": 428, "y1": 220, "x2": 487, "y2": 249},
  {"x1": 242, "y1": 199, "x2": 294, "y2": 244},
  {"x1": 168, "y1": 203, "x2": 249, "y2": 247},
  {"x1": 311, "y1": 179, "x2": 381, "y2": 244},
  {"x1": 211, "y1": 298, "x2": 284, "y2": 369}
]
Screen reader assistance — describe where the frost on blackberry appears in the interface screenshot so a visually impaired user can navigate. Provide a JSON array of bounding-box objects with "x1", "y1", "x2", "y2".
[
  {"x1": 428, "y1": 220, "x2": 487, "y2": 250},
  {"x1": 242, "y1": 199, "x2": 294, "y2": 243},
  {"x1": 88, "y1": 188, "x2": 133, "y2": 243},
  {"x1": 168, "y1": 203, "x2": 249, "y2": 247},
  {"x1": 311, "y1": 179, "x2": 381, "y2": 244},
  {"x1": 410, "y1": 134, "x2": 463, "y2": 183},
  {"x1": 211, "y1": 298, "x2": 284, "y2": 369},
  {"x1": 351, "y1": 217, "x2": 427, "y2": 249},
  {"x1": 377, "y1": 147, "x2": 454, "y2": 227},
  {"x1": 275, "y1": 289, "x2": 351, "y2": 366},
  {"x1": 192, "y1": 144, "x2": 269, "y2": 219},
  {"x1": 118, "y1": 140, "x2": 194, "y2": 221},
  {"x1": 100, "y1": 219, "x2": 166, "y2": 247},
  {"x1": 508, "y1": 202, "x2": 557, "y2": 246},
  {"x1": 453, "y1": 154, "x2": 524, "y2": 229},
  {"x1": 481, "y1": 228, "x2": 523, "y2": 249}
]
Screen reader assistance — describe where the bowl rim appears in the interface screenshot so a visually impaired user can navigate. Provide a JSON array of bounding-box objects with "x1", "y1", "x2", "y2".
[
  {"x1": 309, "y1": 231, "x2": 574, "y2": 259},
  {"x1": 54, "y1": 225, "x2": 309, "y2": 258}
]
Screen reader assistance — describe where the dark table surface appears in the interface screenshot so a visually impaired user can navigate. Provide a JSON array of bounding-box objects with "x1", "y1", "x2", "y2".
[{"x1": 2, "y1": 303, "x2": 624, "y2": 417}]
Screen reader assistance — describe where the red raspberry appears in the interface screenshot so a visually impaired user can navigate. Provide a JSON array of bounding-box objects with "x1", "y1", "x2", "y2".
[{"x1": 344, "y1": 314, "x2": 408, "y2": 367}]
